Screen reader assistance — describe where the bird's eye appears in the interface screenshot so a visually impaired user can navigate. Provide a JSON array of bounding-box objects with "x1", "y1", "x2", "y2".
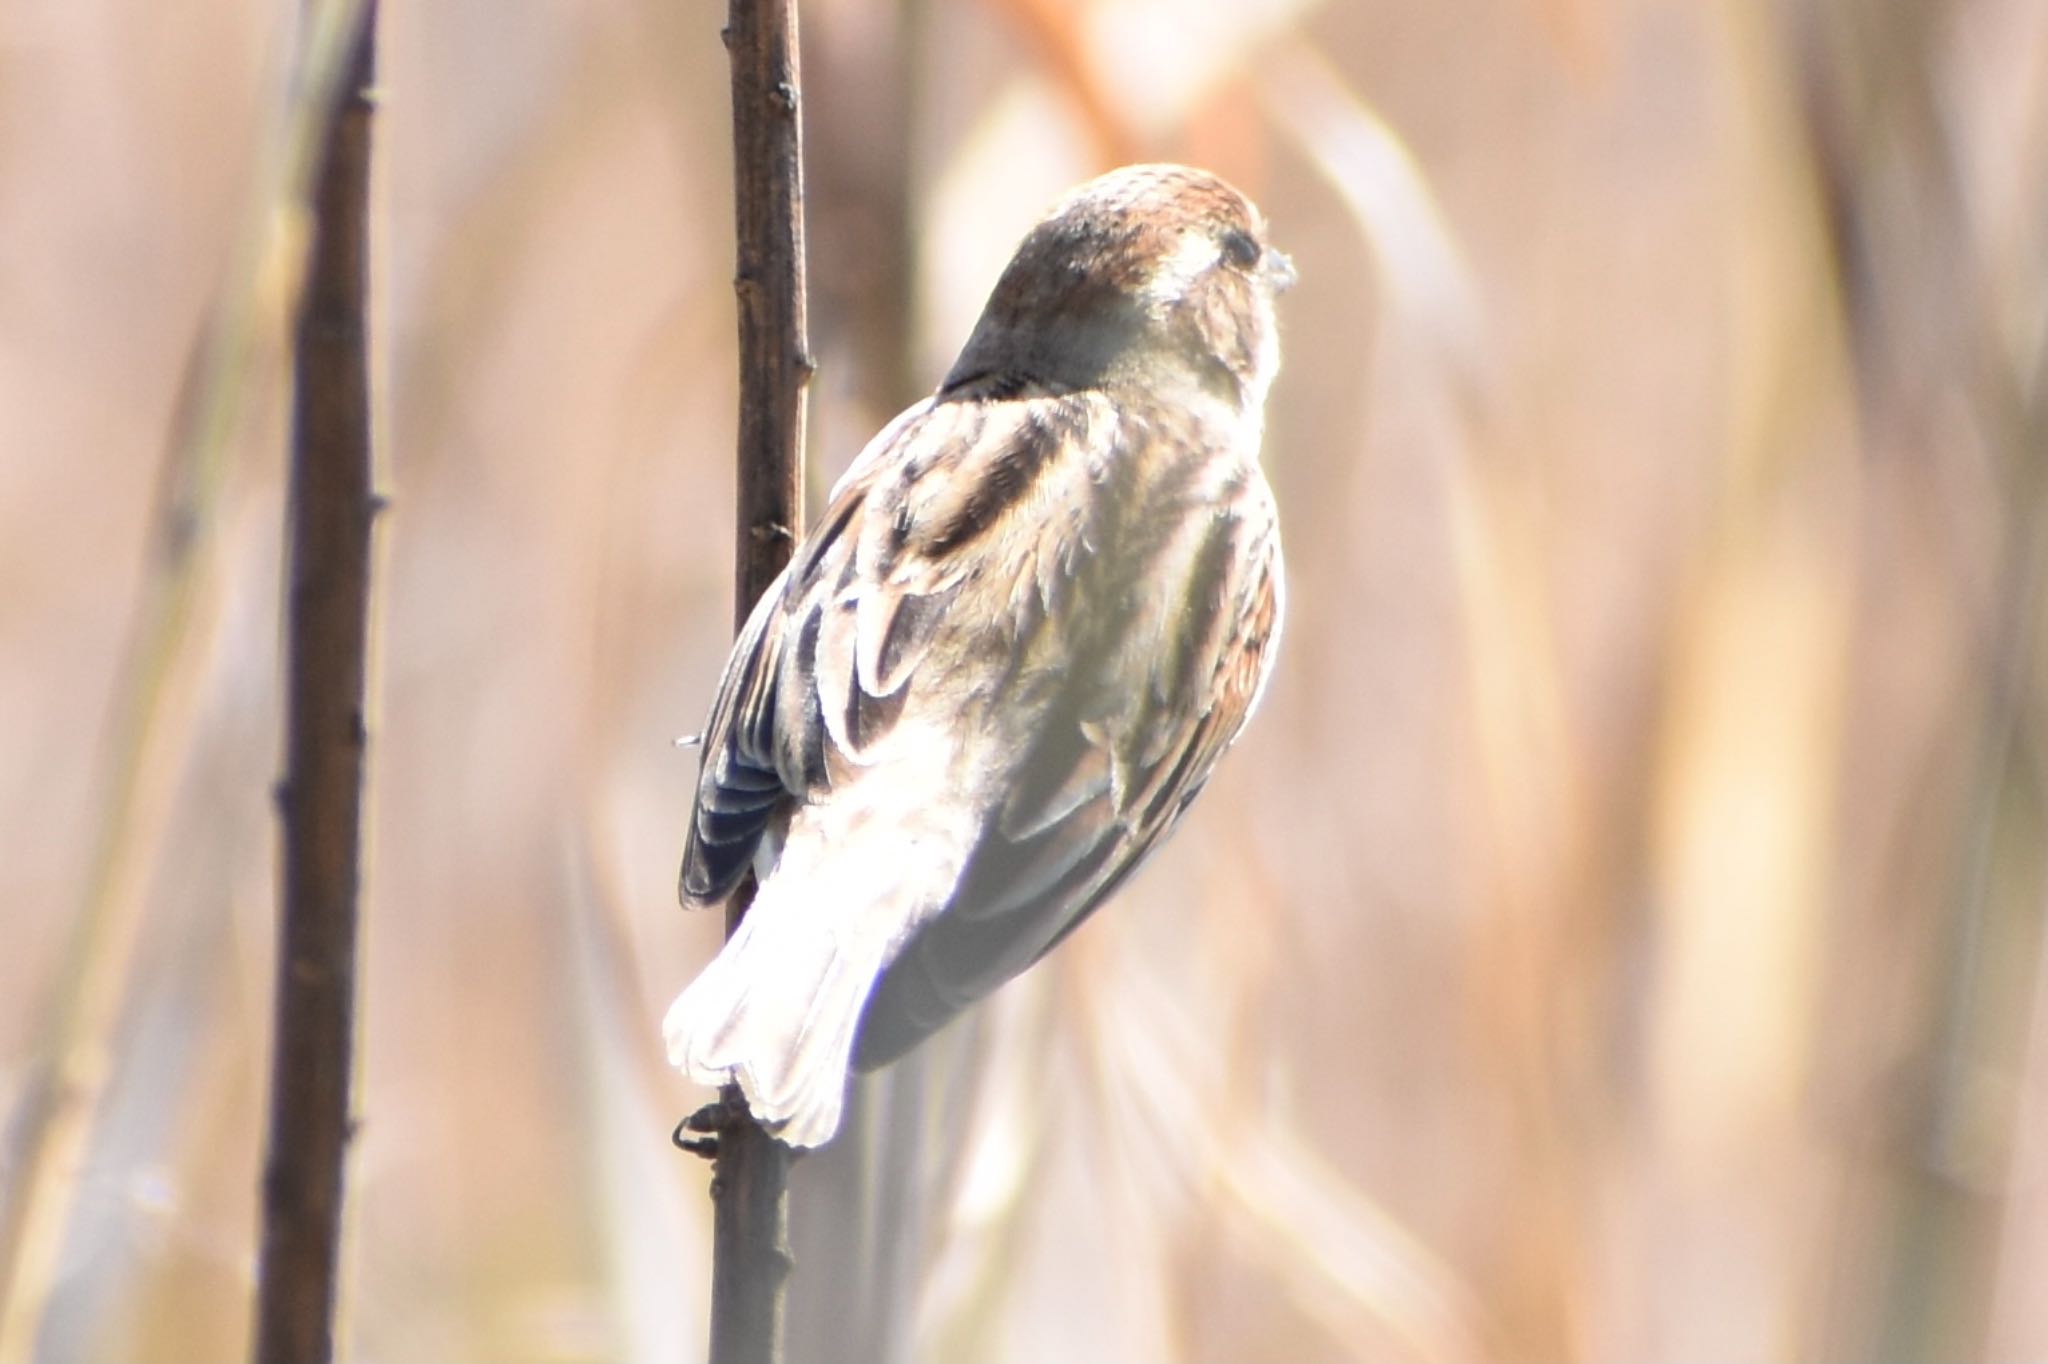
[{"x1": 1219, "y1": 229, "x2": 1262, "y2": 270}]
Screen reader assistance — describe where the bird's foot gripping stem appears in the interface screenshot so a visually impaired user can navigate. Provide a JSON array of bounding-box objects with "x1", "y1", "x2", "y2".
[{"x1": 671, "y1": 1096, "x2": 740, "y2": 1160}]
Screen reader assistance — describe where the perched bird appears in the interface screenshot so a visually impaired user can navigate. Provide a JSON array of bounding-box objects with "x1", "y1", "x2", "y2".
[{"x1": 665, "y1": 163, "x2": 1291, "y2": 1148}]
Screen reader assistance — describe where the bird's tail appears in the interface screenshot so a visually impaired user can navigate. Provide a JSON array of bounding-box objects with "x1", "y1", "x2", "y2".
[{"x1": 663, "y1": 833, "x2": 958, "y2": 1148}]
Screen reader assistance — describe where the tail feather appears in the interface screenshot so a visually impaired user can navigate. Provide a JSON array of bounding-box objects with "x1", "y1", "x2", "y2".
[
  {"x1": 667, "y1": 788, "x2": 976, "y2": 1147},
  {"x1": 664, "y1": 856, "x2": 942, "y2": 1148},
  {"x1": 664, "y1": 916, "x2": 875, "y2": 1149}
]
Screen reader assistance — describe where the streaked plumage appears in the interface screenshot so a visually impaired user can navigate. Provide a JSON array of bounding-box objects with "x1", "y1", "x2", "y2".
[{"x1": 665, "y1": 164, "x2": 1291, "y2": 1147}]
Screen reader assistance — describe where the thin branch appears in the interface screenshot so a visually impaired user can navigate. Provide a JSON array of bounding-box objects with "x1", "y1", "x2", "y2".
[
  {"x1": 727, "y1": 0, "x2": 811, "y2": 630},
  {"x1": 251, "y1": 2, "x2": 380, "y2": 1360},
  {"x1": 0, "y1": 4, "x2": 378, "y2": 1356},
  {"x1": 705, "y1": 0, "x2": 811, "y2": 1360}
]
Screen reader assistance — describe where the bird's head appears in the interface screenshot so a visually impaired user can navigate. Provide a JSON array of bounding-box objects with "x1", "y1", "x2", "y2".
[{"x1": 942, "y1": 163, "x2": 1293, "y2": 414}]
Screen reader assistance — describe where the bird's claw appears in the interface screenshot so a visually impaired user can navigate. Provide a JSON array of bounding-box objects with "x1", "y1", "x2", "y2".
[{"x1": 671, "y1": 1098, "x2": 736, "y2": 1160}]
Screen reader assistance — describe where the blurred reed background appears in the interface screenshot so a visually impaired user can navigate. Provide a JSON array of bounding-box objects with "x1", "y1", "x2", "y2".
[{"x1": 4, "y1": 0, "x2": 2046, "y2": 1358}]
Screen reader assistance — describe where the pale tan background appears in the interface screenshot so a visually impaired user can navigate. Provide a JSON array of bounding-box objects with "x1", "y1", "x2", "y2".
[{"x1": 4, "y1": 0, "x2": 2047, "y2": 1358}]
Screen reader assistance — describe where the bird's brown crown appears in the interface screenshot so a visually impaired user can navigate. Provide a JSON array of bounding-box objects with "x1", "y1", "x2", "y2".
[{"x1": 943, "y1": 164, "x2": 1290, "y2": 409}]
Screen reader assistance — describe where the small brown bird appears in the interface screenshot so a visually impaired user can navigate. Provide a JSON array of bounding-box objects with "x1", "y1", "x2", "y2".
[{"x1": 665, "y1": 163, "x2": 1291, "y2": 1147}]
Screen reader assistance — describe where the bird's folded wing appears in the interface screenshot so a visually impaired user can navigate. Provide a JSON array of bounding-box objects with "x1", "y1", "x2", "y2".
[
  {"x1": 853, "y1": 464, "x2": 1284, "y2": 1067},
  {"x1": 679, "y1": 392, "x2": 1099, "y2": 906}
]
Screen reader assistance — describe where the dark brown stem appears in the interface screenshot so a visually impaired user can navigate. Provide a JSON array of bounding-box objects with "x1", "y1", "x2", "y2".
[
  {"x1": 709, "y1": 0, "x2": 810, "y2": 1360},
  {"x1": 252, "y1": 4, "x2": 379, "y2": 1361},
  {"x1": 728, "y1": 0, "x2": 811, "y2": 636}
]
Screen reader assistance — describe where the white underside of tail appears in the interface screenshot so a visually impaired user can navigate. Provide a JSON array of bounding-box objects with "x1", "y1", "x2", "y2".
[{"x1": 664, "y1": 794, "x2": 970, "y2": 1148}]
